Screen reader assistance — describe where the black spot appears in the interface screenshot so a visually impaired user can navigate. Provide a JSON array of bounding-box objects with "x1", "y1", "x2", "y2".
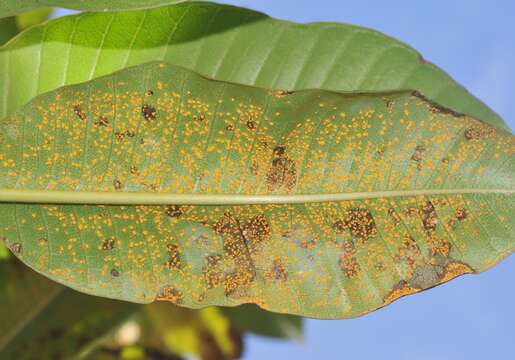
[
  {"x1": 145, "y1": 90, "x2": 154, "y2": 96},
  {"x1": 73, "y1": 105, "x2": 87, "y2": 120},
  {"x1": 110, "y1": 268, "x2": 120, "y2": 277},
  {"x1": 94, "y1": 116, "x2": 109, "y2": 127},
  {"x1": 273, "y1": 146, "x2": 286, "y2": 157},
  {"x1": 102, "y1": 238, "x2": 115, "y2": 251},
  {"x1": 141, "y1": 104, "x2": 156, "y2": 121},
  {"x1": 113, "y1": 179, "x2": 122, "y2": 190},
  {"x1": 456, "y1": 208, "x2": 468, "y2": 221},
  {"x1": 165, "y1": 205, "x2": 183, "y2": 218}
]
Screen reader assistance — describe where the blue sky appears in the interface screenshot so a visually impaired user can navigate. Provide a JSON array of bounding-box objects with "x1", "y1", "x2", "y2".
[
  {"x1": 53, "y1": 2, "x2": 515, "y2": 359},
  {"x1": 216, "y1": 1, "x2": 515, "y2": 360}
]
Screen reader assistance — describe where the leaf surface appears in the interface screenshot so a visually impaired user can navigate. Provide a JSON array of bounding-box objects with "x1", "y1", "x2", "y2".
[
  {"x1": 1, "y1": 62, "x2": 513, "y2": 319},
  {"x1": 0, "y1": 0, "x2": 186, "y2": 18},
  {"x1": 0, "y1": 2, "x2": 507, "y2": 130}
]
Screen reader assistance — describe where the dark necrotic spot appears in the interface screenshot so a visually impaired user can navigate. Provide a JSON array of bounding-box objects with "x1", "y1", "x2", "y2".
[
  {"x1": 246, "y1": 117, "x2": 256, "y2": 130},
  {"x1": 421, "y1": 201, "x2": 438, "y2": 232},
  {"x1": 145, "y1": 90, "x2": 154, "y2": 96},
  {"x1": 141, "y1": 104, "x2": 156, "y2": 120},
  {"x1": 73, "y1": 105, "x2": 87, "y2": 120},
  {"x1": 10, "y1": 242, "x2": 22, "y2": 254},
  {"x1": 266, "y1": 157, "x2": 297, "y2": 190},
  {"x1": 165, "y1": 205, "x2": 183, "y2": 218},
  {"x1": 113, "y1": 179, "x2": 122, "y2": 190},
  {"x1": 110, "y1": 268, "x2": 120, "y2": 277},
  {"x1": 273, "y1": 145, "x2": 286, "y2": 157},
  {"x1": 94, "y1": 116, "x2": 109, "y2": 127},
  {"x1": 102, "y1": 237, "x2": 115, "y2": 250},
  {"x1": 455, "y1": 208, "x2": 468, "y2": 221}
]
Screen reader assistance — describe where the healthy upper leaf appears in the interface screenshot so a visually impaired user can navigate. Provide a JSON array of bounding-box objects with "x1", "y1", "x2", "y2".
[
  {"x1": 1, "y1": 62, "x2": 513, "y2": 319},
  {"x1": 0, "y1": 2, "x2": 507, "y2": 130},
  {"x1": 0, "y1": 0, "x2": 186, "y2": 18}
]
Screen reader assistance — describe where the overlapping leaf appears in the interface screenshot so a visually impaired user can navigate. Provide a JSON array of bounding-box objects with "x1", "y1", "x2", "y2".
[
  {"x1": 0, "y1": 2, "x2": 507, "y2": 131},
  {"x1": 0, "y1": 258, "x2": 139, "y2": 359},
  {"x1": 1, "y1": 62, "x2": 513, "y2": 319},
  {"x1": 0, "y1": 0, "x2": 186, "y2": 18}
]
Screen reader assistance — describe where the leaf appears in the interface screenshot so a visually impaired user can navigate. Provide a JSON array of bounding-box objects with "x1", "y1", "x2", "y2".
[
  {"x1": 0, "y1": 258, "x2": 139, "y2": 359},
  {"x1": 223, "y1": 304, "x2": 303, "y2": 340},
  {"x1": 1, "y1": 62, "x2": 513, "y2": 319},
  {"x1": 0, "y1": 0, "x2": 187, "y2": 18},
  {"x1": 0, "y1": 8, "x2": 53, "y2": 46},
  {"x1": 143, "y1": 303, "x2": 243, "y2": 360},
  {"x1": 0, "y1": 17, "x2": 18, "y2": 45},
  {"x1": 0, "y1": 2, "x2": 506, "y2": 130},
  {"x1": 15, "y1": 8, "x2": 54, "y2": 30}
]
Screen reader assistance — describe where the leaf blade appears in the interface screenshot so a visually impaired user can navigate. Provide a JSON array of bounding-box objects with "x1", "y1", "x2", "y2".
[
  {"x1": 0, "y1": 2, "x2": 506, "y2": 130},
  {"x1": 1, "y1": 62, "x2": 513, "y2": 319}
]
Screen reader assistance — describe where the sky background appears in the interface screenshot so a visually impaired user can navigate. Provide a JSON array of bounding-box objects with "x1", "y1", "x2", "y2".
[{"x1": 54, "y1": 1, "x2": 515, "y2": 359}]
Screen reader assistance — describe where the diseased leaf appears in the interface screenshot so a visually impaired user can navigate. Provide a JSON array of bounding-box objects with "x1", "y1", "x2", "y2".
[
  {"x1": 1, "y1": 62, "x2": 513, "y2": 319},
  {"x1": 0, "y1": 2, "x2": 506, "y2": 130},
  {"x1": 224, "y1": 304, "x2": 302, "y2": 340},
  {"x1": 0, "y1": 0, "x2": 186, "y2": 18},
  {"x1": 0, "y1": 258, "x2": 139, "y2": 359}
]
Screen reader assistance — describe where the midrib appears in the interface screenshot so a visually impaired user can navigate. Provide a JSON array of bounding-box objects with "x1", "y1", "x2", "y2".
[{"x1": 0, "y1": 188, "x2": 512, "y2": 205}]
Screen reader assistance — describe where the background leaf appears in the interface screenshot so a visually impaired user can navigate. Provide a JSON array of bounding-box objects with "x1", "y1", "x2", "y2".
[
  {"x1": 1, "y1": 62, "x2": 513, "y2": 319},
  {"x1": 0, "y1": 2, "x2": 507, "y2": 130},
  {"x1": 0, "y1": 0, "x2": 186, "y2": 18},
  {"x1": 224, "y1": 305, "x2": 302, "y2": 340},
  {"x1": 0, "y1": 258, "x2": 139, "y2": 359}
]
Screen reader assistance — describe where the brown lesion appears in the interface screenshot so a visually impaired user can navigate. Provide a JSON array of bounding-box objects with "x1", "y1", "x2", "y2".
[
  {"x1": 332, "y1": 208, "x2": 377, "y2": 242},
  {"x1": 156, "y1": 286, "x2": 183, "y2": 304},
  {"x1": 383, "y1": 260, "x2": 474, "y2": 306},
  {"x1": 202, "y1": 254, "x2": 223, "y2": 289},
  {"x1": 264, "y1": 259, "x2": 288, "y2": 281},
  {"x1": 411, "y1": 145, "x2": 425, "y2": 170},
  {"x1": 73, "y1": 105, "x2": 87, "y2": 120},
  {"x1": 94, "y1": 116, "x2": 109, "y2": 127},
  {"x1": 10, "y1": 242, "x2": 22, "y2": 254},
  {"x1": 464, "y1": 125, "x2": 495, "y2": 141},
  {"x1": 165, "y1": 205, "x2": 183, "y2": 218},
  {"x1": 164, "y1": 244, "x2": 181, "y2": 270},
  {"x1": 141, "y1": 104, "x2": 157, "y2": 121},
  {"x1": 102, "y1": 237, "x2": 115, "y2": 251},
  {"x1": 420, "y1": 201, "x2": 438, "y2": 233},
  {"x1": 266, "y1": 145, "x2": 297, "y2": 191},
  {"x1": 338, "y1": 240, "x2": 360, "y2": 278},
  {"x1": 212, "y1": 212, "x2": 271, "y2": 297}
]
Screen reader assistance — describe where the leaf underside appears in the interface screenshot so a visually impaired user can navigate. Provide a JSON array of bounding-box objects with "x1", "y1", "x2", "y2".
[
  {"x1": 1, "y1": 62, "x2": 513, "y2": 319},
  {"x1": 0, "y1": 2, "x2": 507, "y2": 131}
]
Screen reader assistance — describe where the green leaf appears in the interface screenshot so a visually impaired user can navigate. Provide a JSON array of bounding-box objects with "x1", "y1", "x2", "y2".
[
  {"x1": 0, "y1": 1, "x2": 186, "y2": 18},
  {"x1": 224, "y1": 304, "x2": 302, "y2": 340},
  {"x1": 143, "y1": 303, "x2": 242, "y2": 360},
  {"x1": 0, "y1": 2, "x2": 506, "y2": 130},
  {"x1": 0, "y1": 17, "x2": 18, "y2": 45},
  {"x1": 0, "y1": 258, "x2": 139, "y2": 359},
  {"x1": 1, "y1": 62, "x2": 513, "y2": 319},
  {"x1": 15, "y1": 8, "x2": 54, "y2": 30}
]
